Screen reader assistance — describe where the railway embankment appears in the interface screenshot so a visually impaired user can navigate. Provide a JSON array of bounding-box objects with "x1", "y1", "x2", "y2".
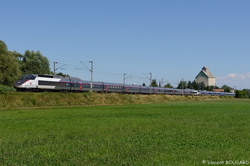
[{"x1": 0, "y1": 92, "x2": 233, "y2": 109}]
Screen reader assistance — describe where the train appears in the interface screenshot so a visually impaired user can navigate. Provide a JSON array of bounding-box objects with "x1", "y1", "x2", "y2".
[{"x1": 14, "y1": 74, "x2": 235, "y2": 96}]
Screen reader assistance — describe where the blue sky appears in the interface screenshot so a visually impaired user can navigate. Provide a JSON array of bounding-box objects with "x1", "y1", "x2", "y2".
[{"x1": 1, "y1": 0, "x2": 250, "y2": 89}]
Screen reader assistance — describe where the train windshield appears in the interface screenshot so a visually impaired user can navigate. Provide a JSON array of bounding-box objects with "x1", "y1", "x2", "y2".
[{"x1": 19, "y1": 75, "x2": 36, "y2": 80}]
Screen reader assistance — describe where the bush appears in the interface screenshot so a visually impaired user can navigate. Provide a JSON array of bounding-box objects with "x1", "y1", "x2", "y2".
[
  {"x1": 0, "y1": 85, "x2": 16, "y2": 92},
  {"x1": 235, "y1": 90, "x2": 249, "y2": 98}
]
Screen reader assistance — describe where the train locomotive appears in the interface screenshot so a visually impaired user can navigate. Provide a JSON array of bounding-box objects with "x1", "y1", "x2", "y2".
[{"x1": 14, "y1": 74, "x2": 235, "y2": 97}]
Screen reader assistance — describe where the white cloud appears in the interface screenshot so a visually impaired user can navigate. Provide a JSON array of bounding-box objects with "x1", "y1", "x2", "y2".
[
  {"x1": 225, "y1": 73, "x2": 250, "y2": 80},
  {"x1": 217, "y1": 72, "x2": 250, "y2": 89}
]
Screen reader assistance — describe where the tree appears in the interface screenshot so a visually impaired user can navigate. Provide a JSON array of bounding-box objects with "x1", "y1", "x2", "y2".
[
  {"x1": 207, "y1": 86, "x2": 214, "y2": 91},
  {"x1": 235, "y1": 90, "x2": 249, "y2": 98},
  {"x1": 242, "y1": 89, "x2": 250, "y2": 97},
  {"x1": 177, "y1": 80, "x2": 187, "y2": 89},
  {"x1": 0, "y1": 40, "x2": 8, "y2": 54},
  {"x1": 21, "y1": 50, "x2": 50, "y2": 74},
  {"x1": 221, "y1": 85, "x2": 231, "y2": 92},
  {"x1": 0, "y1": 40, "x2": 22, "y2": 86},
  {"x1": 57, "y1": 72, "x2": 69, "y2": 77},
  {"x1": 196, "y1": 82, "x2": 205, "y2": 90},
  {"x1": 9, "y1": 51, "x2": 23, "y2": 61},
  {"x1": 191, "y1": 81, "x2": 198, "y2": 90},
  {"x1": 150, "y1": 79, "x2": 158, "y2": 87},
  {"x1": 158, "y1": 81, "x2": 161, "y2": 87},
  {"x1": 187, "y1": 81, "x2": 193, "y2": 89},
  {"x1": 164, "y1": 83, "x2": 173, "y2": 88}
]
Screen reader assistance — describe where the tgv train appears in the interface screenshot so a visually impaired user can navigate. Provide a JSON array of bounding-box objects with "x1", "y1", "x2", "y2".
[{"x1": 14, "y1": 74, "x2": 235, "y2": 96}]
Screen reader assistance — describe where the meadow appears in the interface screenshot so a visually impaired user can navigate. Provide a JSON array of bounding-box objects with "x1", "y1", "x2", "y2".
[{"x1": 0, "y1": 99, "x2": 249, "y2": 165}]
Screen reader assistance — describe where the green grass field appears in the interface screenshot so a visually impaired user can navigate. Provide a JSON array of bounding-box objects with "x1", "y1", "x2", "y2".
[{"x1": 0, "y1": 100, "x2": 249, "y2": 165}]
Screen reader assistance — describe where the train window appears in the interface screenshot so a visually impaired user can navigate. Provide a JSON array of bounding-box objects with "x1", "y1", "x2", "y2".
[
  {"x1": 84, "y1": 84, "x2": 87, "y2": 87},
  {"x1": 20, "y1": 75, "x2": 36, "y2": 80},
  {"x1": 30, "y1": 76, "x2": 36, "y2": 80},
  {"x1": 20, "y1": 76, "x2": 28, "y2": 80}
]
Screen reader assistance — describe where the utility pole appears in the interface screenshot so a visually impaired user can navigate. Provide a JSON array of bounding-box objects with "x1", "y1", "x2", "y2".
[
  {"x1": 89, "y1": 61, "x2": 93, "y2": 90},
  {"x1": 143, "y1": 72, "x2": 152, "y2": 86},
  {"x1": 80, "y1": 61, "x2": 94, "y2": 91},
  {"x1": 149, "y1": 73, "x2": 152, "y2": 86},
  {"x1": 160, "y1": 78, "x2": 164, "y2": 88},
  {"x1": 54, "y1": 62, "x2": 58, "y2": 74},
  {"x1": 123, "y1": 73, "x2": 126, "y2": 85},
  {"x1": 123, "y1": 73, "x2": 133, "y2": 85},
  {"x1": 182, "y1": 78, "x2": 184, "y2": 89},
  {"x1": 54, "y1": 62, "x2": 66, "y2": 75}
]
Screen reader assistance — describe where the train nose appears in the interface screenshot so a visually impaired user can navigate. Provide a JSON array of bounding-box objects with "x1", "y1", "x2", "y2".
[
  {"x1": 14, "y1": 80, "x2": 26, "y2": 88},
  {"x1": 14, "y1": 84, "x2": 21, "y2": 89},
  {"x1": 15, "y1": 81, "x2": 22, "y2": 86}
]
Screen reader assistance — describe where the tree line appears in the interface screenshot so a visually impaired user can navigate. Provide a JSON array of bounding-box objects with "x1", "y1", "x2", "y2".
[
  {"x1": 0, "y1": 40, "x2": 50, "y2": 86},
  {"x1": 149, "y1": 79, "x2": 231, "y2": 92},
  {"x1": 149, "y1": 79, "x2": 250, "y2": 98}
]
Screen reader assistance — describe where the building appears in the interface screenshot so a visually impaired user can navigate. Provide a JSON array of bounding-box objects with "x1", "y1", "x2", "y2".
[
  {"x1": 195, "y1": 66, "x2": 216, "y2": 87},
  {"x1": 213, "y1": 89, "x2": 224, "y2": 92}
]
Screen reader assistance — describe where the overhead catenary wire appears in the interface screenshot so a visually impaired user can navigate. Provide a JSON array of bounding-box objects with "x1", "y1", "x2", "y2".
[{"x1": 51, "y1": 60, "x2": 172, "y2": 86}]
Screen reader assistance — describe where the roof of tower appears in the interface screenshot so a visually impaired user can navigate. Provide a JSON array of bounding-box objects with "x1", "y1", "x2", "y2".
[{"x1": 195, "y1": 66, "x2": 215, "y2": 79}]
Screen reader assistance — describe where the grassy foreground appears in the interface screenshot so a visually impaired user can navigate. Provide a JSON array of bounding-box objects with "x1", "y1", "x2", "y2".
[
  {"x1": 0, "y1": 100, "x2": 249, "y2": 165},
  {"x1": 0, "y1": 92, "x2": 232, "y2": 109}
]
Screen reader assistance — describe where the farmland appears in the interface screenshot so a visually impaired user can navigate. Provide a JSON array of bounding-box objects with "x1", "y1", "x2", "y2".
[{"x1": 0, "y1": 99, "x2": 249, "y2": 165}]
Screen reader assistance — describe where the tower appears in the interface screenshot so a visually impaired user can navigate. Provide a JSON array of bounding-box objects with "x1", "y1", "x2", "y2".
[{"x1": 195, "y1": 66, "x2": 216, "y2": 87}]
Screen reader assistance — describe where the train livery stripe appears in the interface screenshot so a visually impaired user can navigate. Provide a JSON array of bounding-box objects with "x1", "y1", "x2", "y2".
[{"x1": 38, "y1": 80, "x2": 69, "y2": 87}]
